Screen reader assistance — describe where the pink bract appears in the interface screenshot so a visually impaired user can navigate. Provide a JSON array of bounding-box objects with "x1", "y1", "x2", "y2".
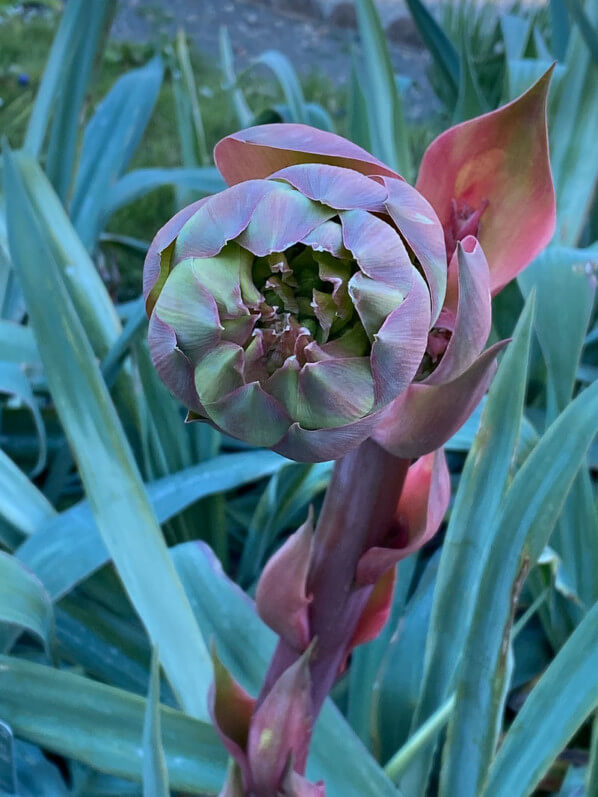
[
  {"x1": 210, "y1": 646, "x2": 323, "y2": 796},
  {"x1": 416, "y1": 68, "x2": 556, "y2": 295}
]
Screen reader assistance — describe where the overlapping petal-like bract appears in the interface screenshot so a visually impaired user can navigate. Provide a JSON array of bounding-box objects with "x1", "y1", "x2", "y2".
[
  {"x1": 210, "y1": 645, "x2": 323, "y2": 796},
  {"x1": 372, "y1": 237, "x2": 498, "y2": 457},
  {"x1": 373, "y1": 70, "x2": 555, "y2": 457},
  {"x1": 144, "y1": 142, "x2": 444, "y2": 462},
  {"x1": 347, "y1": 448, "x2": 450, "y2": 655},
  {"x1": 416, "y1": 67, "x2": 556, "y2": 296},
  {"x1": 144, "y1": 71, "x2": 555, "y2": 462}
]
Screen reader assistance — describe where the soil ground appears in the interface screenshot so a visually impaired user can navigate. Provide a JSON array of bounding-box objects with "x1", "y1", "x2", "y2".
[{"x1": 111, "y1": 0, "x2": 438, "y2": 118}]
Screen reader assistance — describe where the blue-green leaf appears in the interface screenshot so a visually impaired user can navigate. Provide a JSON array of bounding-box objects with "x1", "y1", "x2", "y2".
[
  {"x1": 70, "y1": 57, "x2": 164, "y2": 249},
  {"x1": 24, "y1": 0, "x2": 115, "y2": 165},
  {"x1": 519, "y1": 246, "x2": 595, "y2": 414},
  {"x1": 4, "y1": 145, "x2": 211, "y2": 719},
  {"x1": 238, "y1": 462, "x2": 332, "y2": 586},
  {"x1": 588, "y1": 712, "x2": 598, "y2": 796},
  {"x1": 550, "y1": 0, "x2": 570, "y2": 60},
  {"x1": 0, "y1": 656, "x2": 226, "y2": 793},
  {"x1": 551, "y1": 1, "x2": 598, "y2": 245},
  {"x1": 0, "y1": 321, "x2": 39, "y2": 365},
  {"x1": 0, "y1": 362, "x2": 47, "y2": 476},
  {"x1": 13, "y1": 154, "x2": 126, "y2": 364},
  {"x1": 43, "y1": 1, "x2": 116, "y2": 201},
  {"x1": 485, "y1": 599, "x2": 598, "y2": 796},
  {"x1": 347, "y1": 555, "x2": 419, "y2": 750},
  {"x1": 0, "y1": 449, "x2": 55, "y2": 541},
  {"x1": 453, "y1": 26, "x2": 488, "y2": 123},
  {"x1": 219, "y1": 26, "x2": 253, "y2": 128},
  {"x1": 520, "y1": 246, "x2": 598, "y2": 610},
  {"x1": 440, "y1": 380, "x2": 598, "y2": 796},
  {"x1": 106, "y1": 168, "x2": 224, "y2": 219},
  {"x1": 175, "y1": 30, "x2": 209, "y2": 167},
  {"x1": 0, "y1": 552, "x2": 54, "y2": 654},
  {"x1": 253, "y1": 50, "x2": 308, "y2": 124},
  {"x1": 404, "y1": 0, "x2": 460, "y2": 103},
  {"x1": 0, "y1": 721, "x2": 16, "y2": 795},
  {"x1": 348, "y1": 48, "x2": 372, "y2": 151},
  {"x1": 354, "y1": 0, "x2": 412, "y2": 178},
  {"x1": 143, "y1": 648, "x2": 169, "y2": 797},
  {"x1": 305, "y1": 103, "x2": 335, "y2": 132},
  {"x1": 375, "y1": 555, "x2": 440, "y2": 762},
  {"x1": 13, "y1": 739, "x2": 67, "y2": 797},
  {"x1": 17, "y1": 451, "x2": 288, "y2": 601},
  {"x1": 402, "y1": 296, "x2": 536, "y2": 795},
  {"x1": 500, "y1": 14, "x2": 532, "y2": 60},
  {"x1": 567, "y1": 0, "x2": 598, "y2": 64}
]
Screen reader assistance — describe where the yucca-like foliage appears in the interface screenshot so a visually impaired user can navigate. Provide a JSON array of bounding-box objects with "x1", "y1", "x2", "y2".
[{"x1": 0, "y1": 0, "x2": 598, "y2": 795}]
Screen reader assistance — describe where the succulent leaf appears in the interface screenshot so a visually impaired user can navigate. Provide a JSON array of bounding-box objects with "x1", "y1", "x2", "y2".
[
  {"x1": 355, "y1": 449, "x2": 451, "y2": 585},
  {"x1": 347, "y1": 566, "x2": 397, "y2": 654},
  {"x1": 256, "y1": 509, "x2": 314, "y2": 651},
  {"x1": 209, "y1": 648, "x2": 255, "y2": 788},
  {"x1": 423, "y1": 236, "x2": 491, "y2": 386}
]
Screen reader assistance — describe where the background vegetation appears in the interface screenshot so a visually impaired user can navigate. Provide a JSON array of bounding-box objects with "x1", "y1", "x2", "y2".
[{"x1": 1, "y1": 0, "x2": 598, "y2": 795}]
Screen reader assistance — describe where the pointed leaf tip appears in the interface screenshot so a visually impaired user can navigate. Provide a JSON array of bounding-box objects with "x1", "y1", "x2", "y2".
[
  {"x1": 425, "y1": 236, "x2": 492, "y2": 386},
  {"x1": 248, "y1": 645, "x2": 314, "y2": 792},
  {"x1": 209, "y1": 646, "x2": 255, "y2": 779},
  {"x1": 256, "y1": 509, "x2": 315, "y2": 650},
  {"x1": 373, "y1": 341, "x2": 509, "y2": 458},
  {"x1": 346, "y1": 566, "x2": 396, "y2": 657},
  {"x1": 417, "y1": 67, "x2": 556, "y2": 295}
]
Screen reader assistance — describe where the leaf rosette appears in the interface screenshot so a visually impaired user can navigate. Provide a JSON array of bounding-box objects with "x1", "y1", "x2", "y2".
[{"x1": 143, "y1": 137, "x2": 449, "y2": 462}]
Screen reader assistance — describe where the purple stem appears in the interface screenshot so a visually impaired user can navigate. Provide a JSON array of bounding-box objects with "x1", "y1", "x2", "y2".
[{"x1": 257, "y1": 439, "x2": 410, "y2": 752}]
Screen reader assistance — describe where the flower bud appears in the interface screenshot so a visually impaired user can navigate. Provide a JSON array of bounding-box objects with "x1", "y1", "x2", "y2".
[
  {"x1": 144, "y1": 144, "x2": 444, "y2": 462},
  {"x1": 145, "y1": 71, "x2": 555, "y2": 463},
  {"x1": 209, "y1": 643, "x2": 318, "y2": 797},
  {"x1": 248, "y1": 643, "x2": 315, "y2": 794}
]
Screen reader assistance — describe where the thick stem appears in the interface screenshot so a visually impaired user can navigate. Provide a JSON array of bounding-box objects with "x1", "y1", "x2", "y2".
[{"x1": 258, "y1": 438, "x2": 410, "y2": 735}]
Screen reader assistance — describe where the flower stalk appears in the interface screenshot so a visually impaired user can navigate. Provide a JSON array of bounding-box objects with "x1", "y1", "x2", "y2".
[
  {"x1": 143, "y1": 67, "x2": 556, "y2": 797},
  {"x1": 211, "y1": 440, "x2": 450, "y2": 795},
  {"x1": 259, "y1": 439, "x2": 411, "y2": 716}
]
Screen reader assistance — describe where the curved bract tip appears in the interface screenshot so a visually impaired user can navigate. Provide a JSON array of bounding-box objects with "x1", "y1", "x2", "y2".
[
  {"x1": 214, "y1": 123, "x2": 400, "y2": 185},
  {"x1": 416, "y1": 68, "x2": 556, "y2": 295}
]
